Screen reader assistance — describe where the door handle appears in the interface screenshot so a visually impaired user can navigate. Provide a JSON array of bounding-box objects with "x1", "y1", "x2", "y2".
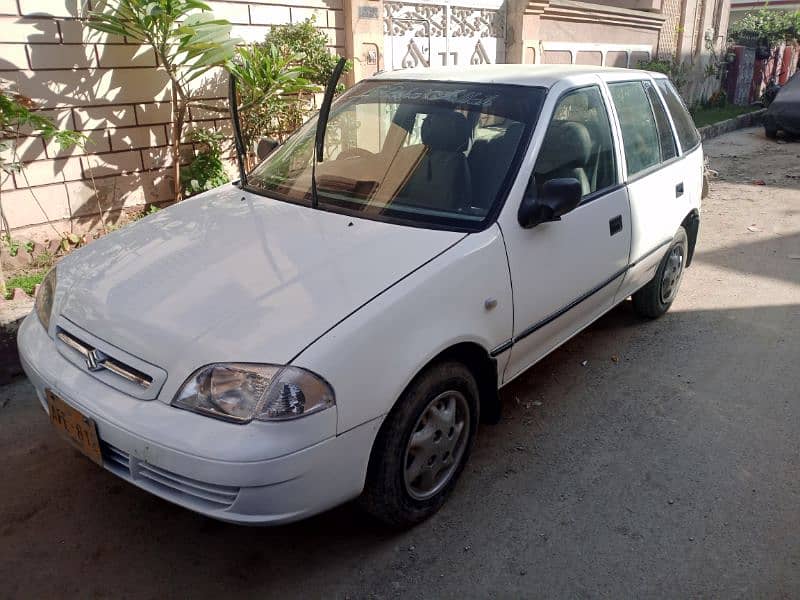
[
  {"x1": 609, "y1": 215, "x2": 623, "y2": 236},
  {"x1": 676, "y1": 182, "x2": 684, "y2": 197}
]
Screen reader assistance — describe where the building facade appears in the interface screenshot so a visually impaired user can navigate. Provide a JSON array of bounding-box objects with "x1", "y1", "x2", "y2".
[
  {"x1": 348, "y1": 0, "x2": 730, "y2": 104},
  {"x1": 1, "y1": 0, "x2": 727, "y2": 238}
]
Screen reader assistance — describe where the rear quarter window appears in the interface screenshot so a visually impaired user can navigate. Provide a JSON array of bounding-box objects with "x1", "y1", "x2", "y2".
[
  {"x1": 656, "y1": 79, "x2": 701, "y2": 152},
  {"x1": 644, "y1": 81, "x2": 677, "y2": 161}
]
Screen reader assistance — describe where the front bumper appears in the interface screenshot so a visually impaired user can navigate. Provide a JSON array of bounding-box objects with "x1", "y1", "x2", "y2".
[{"x1": 18, "y1": 314, "x2": 382, "y2": 525}]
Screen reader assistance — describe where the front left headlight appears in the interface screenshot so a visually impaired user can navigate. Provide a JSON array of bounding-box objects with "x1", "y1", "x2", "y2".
[
  {"x1": 172, "y1": 363, "x2": 335, "y2": 424},
  {"x1": 34, "y1": 267, "x2": 56, "y2": 333}
]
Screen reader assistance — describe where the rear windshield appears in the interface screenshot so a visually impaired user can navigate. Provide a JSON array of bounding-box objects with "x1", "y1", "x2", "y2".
[
  {"x1": 245, "y1": 80, "x2": 545, "y2": 231},
  {"x1": 656, "y1": 79, "x2": 701, "y2": 152}
]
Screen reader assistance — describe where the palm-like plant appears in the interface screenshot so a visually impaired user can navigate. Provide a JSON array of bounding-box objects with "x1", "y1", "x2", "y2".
[
  {"x1": 88, "y1": 0, "x2": 239, "y2": 200},
  {"x1": 227, "y1": 43, "x2": 318, "y2": 168}
]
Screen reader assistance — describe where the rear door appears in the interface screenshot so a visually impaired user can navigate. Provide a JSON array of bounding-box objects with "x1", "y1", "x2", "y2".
[
  {"x1": 656, "y1": 78, "x2": 704, "y2": 212},
  {"x1": 606, "y1": 78, "x2": 687, "y2": 300}
]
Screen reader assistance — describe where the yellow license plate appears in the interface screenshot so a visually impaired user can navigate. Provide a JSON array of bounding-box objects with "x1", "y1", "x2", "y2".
[{"x1": 46, "y1": 389, "x2": 103, "y2": 466}]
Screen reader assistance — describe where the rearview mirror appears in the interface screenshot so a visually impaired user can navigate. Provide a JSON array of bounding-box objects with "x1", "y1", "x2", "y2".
[
  {"x1": 256, "y1": 137, "x2": 279, "y2": 161},
  {"x1": 518, "y1": 178, "x2": 583, "y2": 228}
]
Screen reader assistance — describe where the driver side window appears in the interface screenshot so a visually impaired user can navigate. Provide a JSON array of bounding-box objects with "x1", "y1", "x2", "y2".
[{"x1": 531, "y1": 86, "x2": 617, "y2": 200}]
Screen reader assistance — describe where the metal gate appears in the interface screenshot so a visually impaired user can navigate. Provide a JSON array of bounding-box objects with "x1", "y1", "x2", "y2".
[{"x1": 383, "y1": 0, "x2": 505, "y2": 71}]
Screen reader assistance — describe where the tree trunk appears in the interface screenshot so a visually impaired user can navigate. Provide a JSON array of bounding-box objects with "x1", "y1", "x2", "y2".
[
  {"x1": 170, "y1": 84, "x2": 185, "y2": 202},
  {"x1": 0, "y1": 194, "x2": 6, "y2": 298}
]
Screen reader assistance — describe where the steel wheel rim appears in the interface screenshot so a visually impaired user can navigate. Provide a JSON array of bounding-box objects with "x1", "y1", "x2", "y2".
[
  {"x1": 403, "y1": 390, "x2": 470, "y2": 501},
  {"x1": 660, "y1": 244, "x2": 685, "y2": 304}
]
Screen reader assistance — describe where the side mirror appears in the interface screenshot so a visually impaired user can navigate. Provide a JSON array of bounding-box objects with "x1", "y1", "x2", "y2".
[
  {"x1": 256, "y1": 136, "x2": 279, "y2": 161},
  {"x1": 518, "y1": 177, "x2": 583, "y2": 228}
]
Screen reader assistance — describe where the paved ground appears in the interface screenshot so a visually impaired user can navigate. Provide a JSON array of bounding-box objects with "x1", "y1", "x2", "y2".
[{"x1": 1, "y1": 127, "x2": 798, "y2": 599}]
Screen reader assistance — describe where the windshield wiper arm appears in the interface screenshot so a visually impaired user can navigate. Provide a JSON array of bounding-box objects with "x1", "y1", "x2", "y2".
[
  {"x1": 228, "y1": 72, "x2": 247, "y2": 188},
  {"x1": 312, "y1": 57, "x2": 348, "y2": 209}
]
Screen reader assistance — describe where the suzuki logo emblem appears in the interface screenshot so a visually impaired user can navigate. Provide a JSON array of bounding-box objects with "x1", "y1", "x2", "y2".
[{"x1": 85, "y1": 349, "x2": 102, "y2": 371}]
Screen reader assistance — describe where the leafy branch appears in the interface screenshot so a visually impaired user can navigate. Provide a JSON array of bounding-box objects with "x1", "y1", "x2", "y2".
[
  {"x1": 228, "y1": 19, "x2": 351, "y2": 166},
  {"x1": 88, "y1": 0, "x2": 239, "y2": 201},
  {"x1": 728, "y1": 9, "x2": 800, "y2": 47},
  {"x1": 0, "y1": 88, "x2": 84, "y2": 175}
]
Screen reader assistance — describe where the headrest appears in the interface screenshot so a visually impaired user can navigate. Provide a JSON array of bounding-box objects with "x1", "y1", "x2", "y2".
[
  {"x1": 535, "y1": 120, "x2": 592, "y2": 173},
  {"x1": 556, "y1": 93, "x2": 589, "y2": 117},
  {"x1": 421, "y1": 111, "x2": 470, "y2": 152}
]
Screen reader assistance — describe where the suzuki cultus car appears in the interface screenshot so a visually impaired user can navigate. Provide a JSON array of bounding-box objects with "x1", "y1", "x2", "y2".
[{"x1": 19, "y1": 64, "x2": 703, "y2": 527}]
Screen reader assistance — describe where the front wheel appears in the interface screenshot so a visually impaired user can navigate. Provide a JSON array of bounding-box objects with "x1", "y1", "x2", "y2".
[
  {"x1": 632, "y1": 227, "x2": 688, "y2": 319},
  {"x1": 359, "y1": 361, "x2": 479, "y2": 528}
]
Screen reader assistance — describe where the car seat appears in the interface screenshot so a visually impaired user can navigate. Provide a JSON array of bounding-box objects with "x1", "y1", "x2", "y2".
[{"x1": 399, "y1": 110, "x2": 473, "y2": 212}]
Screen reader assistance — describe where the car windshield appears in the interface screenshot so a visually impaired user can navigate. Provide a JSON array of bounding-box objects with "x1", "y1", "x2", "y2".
[{"x1": 245, "y1": 79, "x2": 545, "y2": 231}]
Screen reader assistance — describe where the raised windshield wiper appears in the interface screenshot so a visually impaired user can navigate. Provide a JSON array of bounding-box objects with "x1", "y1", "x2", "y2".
[
  {"x1": 312, "y1": 57, "x2": 348, "y2": 209},
  {"x1": 227, "y1": 72, "x2": 247, "y2": 187}
]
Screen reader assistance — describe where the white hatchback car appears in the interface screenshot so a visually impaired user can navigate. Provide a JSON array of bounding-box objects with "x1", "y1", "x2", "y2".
[{"x1": 19, "y1": 65, "x2": 703, "y2": 527}]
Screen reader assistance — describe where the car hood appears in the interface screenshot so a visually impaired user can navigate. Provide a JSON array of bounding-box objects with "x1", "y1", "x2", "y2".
[{"x1": 57, "y1": 185, "x2": 464, "y2": 382}]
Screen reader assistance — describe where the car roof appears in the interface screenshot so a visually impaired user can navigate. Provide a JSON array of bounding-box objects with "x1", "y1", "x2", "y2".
[{"x1": 370, "y1": 64, "x2": 664, "y2": 88}]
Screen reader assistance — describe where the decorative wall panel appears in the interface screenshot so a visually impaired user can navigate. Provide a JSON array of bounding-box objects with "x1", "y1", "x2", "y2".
[{"x1": 384, "y1": 0, "x2": 506, "y2": 70}]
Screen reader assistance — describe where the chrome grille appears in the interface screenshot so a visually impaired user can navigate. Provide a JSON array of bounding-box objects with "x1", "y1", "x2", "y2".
[
  {"x1": 57, "y1": 330, "x2": 152, "y2": 389},
  {"x1": 101, "y1": 442, "x2": 239, "y2": 510},
  {"x1": 54, "y1": 318, "x2": 166, "y2": 401}
]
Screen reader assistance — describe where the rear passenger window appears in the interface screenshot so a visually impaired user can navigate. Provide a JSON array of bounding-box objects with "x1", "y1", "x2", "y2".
[
  {"x1": 532, "y1": 86, "x2": 617, "y2": 199},
  {"x1": 656, "y1": 79, "x2": 701, "y2": 152},
  {"x1": 609, "y1": 82, "x2": 660, "y2": 177},
  {"x1": 644, "y1": 82, "x2": 677, "y2": 161}
]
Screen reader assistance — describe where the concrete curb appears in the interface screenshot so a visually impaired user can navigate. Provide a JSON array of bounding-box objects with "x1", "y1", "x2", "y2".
[
  {"x1": 699, "y1": 108, "x2": 766, "y2": 141},
  {"x1": 0, "y1": 298, "x2": 33, "y2": 384}
]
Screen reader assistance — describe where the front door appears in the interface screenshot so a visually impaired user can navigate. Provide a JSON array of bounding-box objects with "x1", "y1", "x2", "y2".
[{"x1": 500, "y1": 84, "x2": 632, "y2": 383}]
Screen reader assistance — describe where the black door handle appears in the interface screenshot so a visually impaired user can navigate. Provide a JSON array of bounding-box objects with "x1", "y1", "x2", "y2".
[
  {"x1": 609, "y1": 215, "x2": 623, "y2": 236},
  {"x1": 676, "y1": 182, "x2": 684, "y2": 197}
]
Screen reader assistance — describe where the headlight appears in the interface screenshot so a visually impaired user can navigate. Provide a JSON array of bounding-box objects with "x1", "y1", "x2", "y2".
[
  {"x1": 34, "y1": 267, "x2": 56, "y2": 332},
  {"x1": 172, "y1": 363, "x2": 335, "y2": 423}
]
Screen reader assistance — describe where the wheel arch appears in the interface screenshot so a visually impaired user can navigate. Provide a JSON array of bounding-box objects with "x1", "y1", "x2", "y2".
[
  {"x1": 361, "y1": 340, "x2": 501, "y2": 511},
  {"x1": 378, "y1": 341, "x2": 501, "y2": 436},
  {"x1": 682, "y1": 209, "x2": 700, "y2": 267},
  {"x1": 428, "y1": 342, "x2": 501, "y2": 425}
]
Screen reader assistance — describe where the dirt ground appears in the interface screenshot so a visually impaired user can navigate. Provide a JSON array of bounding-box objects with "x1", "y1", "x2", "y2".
[{"x1": 1, "y1": 127, "x2": 798, "y2": 599}]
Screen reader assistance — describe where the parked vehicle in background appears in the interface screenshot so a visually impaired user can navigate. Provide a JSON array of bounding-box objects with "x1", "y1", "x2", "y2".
[
  {"x1": 763, "y1": 71, "x2": 800, "y2": 138},
  {"x1": 18, "y1": 65, "x2": 703, "y2": 528}
]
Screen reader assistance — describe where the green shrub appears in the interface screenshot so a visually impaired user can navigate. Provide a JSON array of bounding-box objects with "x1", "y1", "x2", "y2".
[
  {"x1": 729, "y1": 9, "x2": 800, "y2": 46},
  {"x1": 638, "y1": 58, "x2": 689, "y2": 92},
  {"x1": 703, "y1": 89, "x2": 727, "y2": 109},
  {"x1": 265, "y1": 17, "x2": 351, "y2": 88},
  {"x1": 3, "y1": 270, "x2": 46, "y2": 299},
  {"x1": 230, "y1": 18, "x2": 351, "y2": 155},
  {"x1": 181, "y1": 129, "x2": 230, "y2": 197}
]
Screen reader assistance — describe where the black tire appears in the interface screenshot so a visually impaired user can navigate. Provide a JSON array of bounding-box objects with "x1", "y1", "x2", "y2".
[
  {"x1": 359, "y1": 361, "x2": 479, "y2": 528},
  {"x1": 632, "y1": 227, "x2": 688, "y2": 319},
  {"x1": 764, "y1": 117, "x2": 779, "y2": 139}
]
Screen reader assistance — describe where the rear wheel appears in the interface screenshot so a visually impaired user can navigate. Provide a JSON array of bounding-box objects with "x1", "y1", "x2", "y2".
[
  {"x1": 359, "y1": 361, "x2": 479, "y2": 528},
  {"x1": 632, "y1": 227, "x2": 688, "y2": 319}
]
